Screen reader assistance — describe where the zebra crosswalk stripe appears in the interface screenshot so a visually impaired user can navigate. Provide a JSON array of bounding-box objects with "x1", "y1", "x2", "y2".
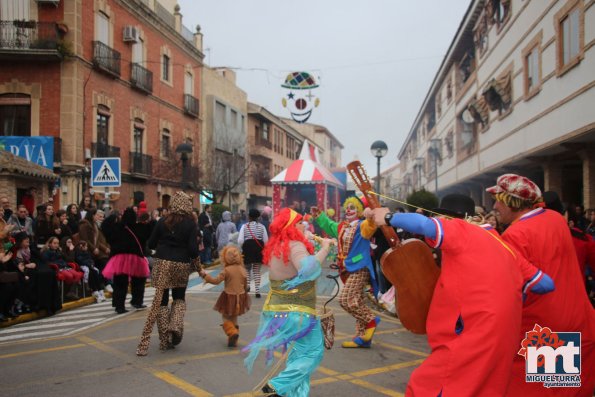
[{"x1": 0, "y1": 290, "x2": 155, "y2": 344}]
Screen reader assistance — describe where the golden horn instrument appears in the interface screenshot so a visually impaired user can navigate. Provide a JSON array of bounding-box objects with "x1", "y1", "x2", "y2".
[{"x1": 311, "y1": 234, "x2": 337, "y2": 246}]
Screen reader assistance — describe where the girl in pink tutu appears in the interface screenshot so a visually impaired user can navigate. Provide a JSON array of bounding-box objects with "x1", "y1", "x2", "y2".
[{"x1": 101, "y1": 208, "x2": 149, "y2": 314}]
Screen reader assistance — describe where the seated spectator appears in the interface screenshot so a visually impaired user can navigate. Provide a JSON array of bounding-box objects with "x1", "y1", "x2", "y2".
[
  {"x1": 41, "y1": 237, "x2": 83, "y2": 286},
  {"x1": 0, "y1": 249, "x2": 19, "y2": 321},
  {"x1": 60, "y1": 236, "x2": 76, "y2": 262},
  {"x1": 74, "y1": 241, "x2": 105, "y2": 302},
  {"x1": 12, "y1": 233, "x2": 61, "y2": 315},
  {"x1": 8, "y1": 205, "x2": 34, "y2": 238},
  {"x1": 66, "y1": 203, "x2": 81, "y2": 234},
  {"x1": 34, "y1": 204, "x2": 59, "y2": 246},
  {"x1": 55, "y1": 209, "x2": 73, "y2": 240},
  {"x1": 14, "y1": 233, "x2": 37, "y2": 313},
  {"x1": 1, "y1": 196, "x2": 13, "y2": 222}
]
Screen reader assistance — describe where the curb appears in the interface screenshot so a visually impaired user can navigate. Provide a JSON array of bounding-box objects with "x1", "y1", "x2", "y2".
[{"x1": 0, "y1": 292, "x2": 112, "y2": 329}]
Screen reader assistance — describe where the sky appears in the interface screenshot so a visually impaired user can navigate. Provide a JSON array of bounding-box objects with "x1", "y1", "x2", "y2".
[{"x1": 177, "y1": 0, "x2": 471, "y2": 173}]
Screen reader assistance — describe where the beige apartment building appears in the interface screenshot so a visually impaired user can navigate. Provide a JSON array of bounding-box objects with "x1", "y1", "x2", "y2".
[
  {"x1": 200, "y1": 67, "x2": 248, "y2": 212},
  {"x1": 394, "y1": 0, "x2": 595, "y2": 210},
  {"x1": 247, "y1": 103, "x2": 305, "y2": 209}
]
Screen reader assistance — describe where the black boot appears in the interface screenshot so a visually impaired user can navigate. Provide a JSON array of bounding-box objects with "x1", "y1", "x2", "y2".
[{"x1": 262, "y1": 383, "x2": 281, "y2": 396}]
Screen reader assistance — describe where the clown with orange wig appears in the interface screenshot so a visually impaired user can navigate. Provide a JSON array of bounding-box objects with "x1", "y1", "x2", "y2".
[
  {"x1": 312, "y1": 196, "x2": 380, "y2": 348},
  {"x1": 243, "y1": 208, "x2": 332, "y2": 397}
]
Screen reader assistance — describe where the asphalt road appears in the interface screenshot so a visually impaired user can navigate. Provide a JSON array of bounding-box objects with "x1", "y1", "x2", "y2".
[{"x1": 0, "y1": 277, "x2": 430, "y2": 396}]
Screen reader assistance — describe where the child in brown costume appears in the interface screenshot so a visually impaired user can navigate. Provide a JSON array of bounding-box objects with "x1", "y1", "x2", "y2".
[{"x1": 200, "y1": 245, "x2": 250, "y2": 347}]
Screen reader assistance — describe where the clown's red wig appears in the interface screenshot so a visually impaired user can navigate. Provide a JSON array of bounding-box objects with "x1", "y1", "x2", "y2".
[{"x1": 263, "y1": 208, "x2": 314, "y2": 266}]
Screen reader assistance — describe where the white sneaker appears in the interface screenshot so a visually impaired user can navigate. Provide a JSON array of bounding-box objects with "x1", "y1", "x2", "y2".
[
  {"x1": 98, "y1": 291, "x2": 107, "y2": 302},
  {"x1": 105, "y1": 285, "x2": 113, "y2": 293},
  {"x1": 92, "y1": 291, "x2": 100, "y2": 302}
]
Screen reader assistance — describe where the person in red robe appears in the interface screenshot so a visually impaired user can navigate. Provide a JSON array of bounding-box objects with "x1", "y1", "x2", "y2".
[
  {"x1": 21, "y1": 187, "x2": 36, "y2": 219},
  {"x1": 373, "y1": 194, "x2": 553, "y2": 396},
  {"x1": 488, "y1": 174, "x2": 595, "y2": 396}
]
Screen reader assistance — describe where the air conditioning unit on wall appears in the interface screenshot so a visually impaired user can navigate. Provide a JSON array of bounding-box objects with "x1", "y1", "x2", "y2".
[{"x1": 123, "y1": 26, "x2": 139, "y2": 43}]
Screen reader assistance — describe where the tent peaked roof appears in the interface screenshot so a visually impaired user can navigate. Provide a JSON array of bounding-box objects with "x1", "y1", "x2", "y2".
[
  {"x1": 298, "y1": 139, "x2": 320, "y2": 162},
  {"x1": 271, "y1": 140, "x2": 343, "y2": 187}
]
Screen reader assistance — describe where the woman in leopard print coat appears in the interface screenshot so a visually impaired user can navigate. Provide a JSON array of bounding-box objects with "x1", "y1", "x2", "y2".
[{"x1": 136, "y1": 191, "x2": 199, "y2": 356}]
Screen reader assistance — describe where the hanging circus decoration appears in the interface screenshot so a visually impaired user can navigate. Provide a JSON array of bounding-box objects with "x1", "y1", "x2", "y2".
[{"x1": 281, "y1": 71, "x2": 320, "y2": 123}]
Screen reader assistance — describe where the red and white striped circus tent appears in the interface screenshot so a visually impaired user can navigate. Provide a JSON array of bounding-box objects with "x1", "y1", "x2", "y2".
[{"x1": 271, "y1": 140, "x2": 344, "y2": 215}]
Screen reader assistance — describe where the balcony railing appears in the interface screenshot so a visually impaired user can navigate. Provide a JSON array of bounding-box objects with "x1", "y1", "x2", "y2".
[
  {"x1": 0, "y1": 20, "x2": 63, "y2": 60},
  {"x1": 92, "y1": 41, "x2": 121, "y2": 78},
  {"x1": 91, "y1": 142, "x2": 120, "y2": 158},
  {"x1": 255, "y1": 174, "x2": 272, "y2": 186},
  {"x1": 255, "y1": 137, "x2": 272, "y2": 150},
  {"x1": 130, "y1": 63, "x2": 153, "y2": 94},
  {"x1": 183, "y1": 94, "x2": 199, "y2": 118},
  {"x1": 0, "y1": 20, "x2": 59, "y2": 49},
  {"x1": 129, "y1": 152, "x2": 152, "y2": 176}
]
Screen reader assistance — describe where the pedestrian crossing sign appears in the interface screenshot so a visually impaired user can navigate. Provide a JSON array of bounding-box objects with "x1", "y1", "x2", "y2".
[{"x1": 91, "y1": 157, "x2": 121, "y2": 187}]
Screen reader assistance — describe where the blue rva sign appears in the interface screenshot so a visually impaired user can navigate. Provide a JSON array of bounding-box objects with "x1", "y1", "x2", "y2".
[{"x1": 0, "y1": 136, "x2": 54, "y2": 170}]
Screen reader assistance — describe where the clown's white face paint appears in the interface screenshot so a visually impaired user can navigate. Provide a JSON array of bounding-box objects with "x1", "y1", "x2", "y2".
[{"x1": 345, "y1": 203, "x2": 359, "y2": 222}]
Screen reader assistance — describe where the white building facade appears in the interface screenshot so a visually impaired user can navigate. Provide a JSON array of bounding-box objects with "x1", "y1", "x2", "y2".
[{"x1": 396, "y1": 0, "x2": 595, "y2": 209}]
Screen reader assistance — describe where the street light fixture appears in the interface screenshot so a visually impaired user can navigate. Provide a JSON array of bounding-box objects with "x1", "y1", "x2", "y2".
[
  {"x1": 175, "y1": 142, "x2": 193, "y2": 188},
  {"x1": 370, "y1": 140, "x2": 388, "y2": 194},
  {"x1": 428, "y1": 138, "x2": 442, "y2": 194}
]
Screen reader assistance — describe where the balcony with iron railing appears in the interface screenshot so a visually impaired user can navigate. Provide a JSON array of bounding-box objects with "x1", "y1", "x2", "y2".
[
  {"x1": 183, "y1": 94, "x2": 199, "y2": 118},
  {"x1": 255, "y1": 137, "x2": 272, "y2": 150},
  {"x1": 130, "y1": 63, "x2": 153, "y2": 94},
  {"x1": 0, "y1": 20, "x2": 63, "y2": 61},
  {"x1": 254, "y1": 173, "x2": 272, "y2": 186},
  {"x1": 92, "y1": 41, "x2": 121, "y2": 78},
  {"x1": 92, "y1": 142, "x2": 121, "y2": 158},
  {"x1": 129, "y1": 152, "x2": 152, "y2": 176}
]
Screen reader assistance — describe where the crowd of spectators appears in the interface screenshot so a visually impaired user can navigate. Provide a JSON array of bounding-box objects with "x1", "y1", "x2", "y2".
[{"x1": 0, "y1": 193, "x2": 277, "y2": 323}]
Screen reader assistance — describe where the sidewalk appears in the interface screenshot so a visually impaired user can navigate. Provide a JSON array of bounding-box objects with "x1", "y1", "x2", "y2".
[
  {"x1": 0, "y1": 293, "x2": 112, "y2": 329},
  {"x1": 1, "y1": 263, "x2": 219, "y2": 330}
]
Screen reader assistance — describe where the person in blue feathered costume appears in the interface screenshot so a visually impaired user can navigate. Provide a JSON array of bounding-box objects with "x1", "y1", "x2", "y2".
[{"x1": 243, "y1": 208, "x2": 332, "y2": 397}]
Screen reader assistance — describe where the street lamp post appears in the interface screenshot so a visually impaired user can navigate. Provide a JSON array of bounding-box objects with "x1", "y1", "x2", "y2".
[
  {"x1": 176, "y1": 142, "x2": 193, "y2": 189},
  {"x1": 370, "y1": 140, "x2": 388, "y2": 194},
  {"x1": 429, "y1": 138, "x2": 442, "y2": 194},
  {"x1": 263, "y1": 166, "x2": 270, "y2": 204}
]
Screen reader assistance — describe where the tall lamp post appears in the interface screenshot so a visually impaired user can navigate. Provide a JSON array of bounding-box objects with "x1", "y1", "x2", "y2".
[
  {"x1": 429, "y1": 138, "x2": 442, "y2": 194},
  {"x1": 176, "y1": 142, "x2": 193, "y2": 189},
  {"x1": 370, "y1": 140, "x2": 388, "y2": 194}
]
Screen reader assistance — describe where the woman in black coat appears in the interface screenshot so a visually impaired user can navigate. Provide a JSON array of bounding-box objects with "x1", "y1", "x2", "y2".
[
  {"x1": 136, "y1": 192, "x2": 199, "y2": 356},
  {"x1": 101, "y1": 208, "x2": 149, "y2": 314}
]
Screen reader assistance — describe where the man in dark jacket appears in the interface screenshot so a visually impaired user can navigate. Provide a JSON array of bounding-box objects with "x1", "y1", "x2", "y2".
[{"x1": 198, "y1": 205, "x2": 214, "y2": 265}]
